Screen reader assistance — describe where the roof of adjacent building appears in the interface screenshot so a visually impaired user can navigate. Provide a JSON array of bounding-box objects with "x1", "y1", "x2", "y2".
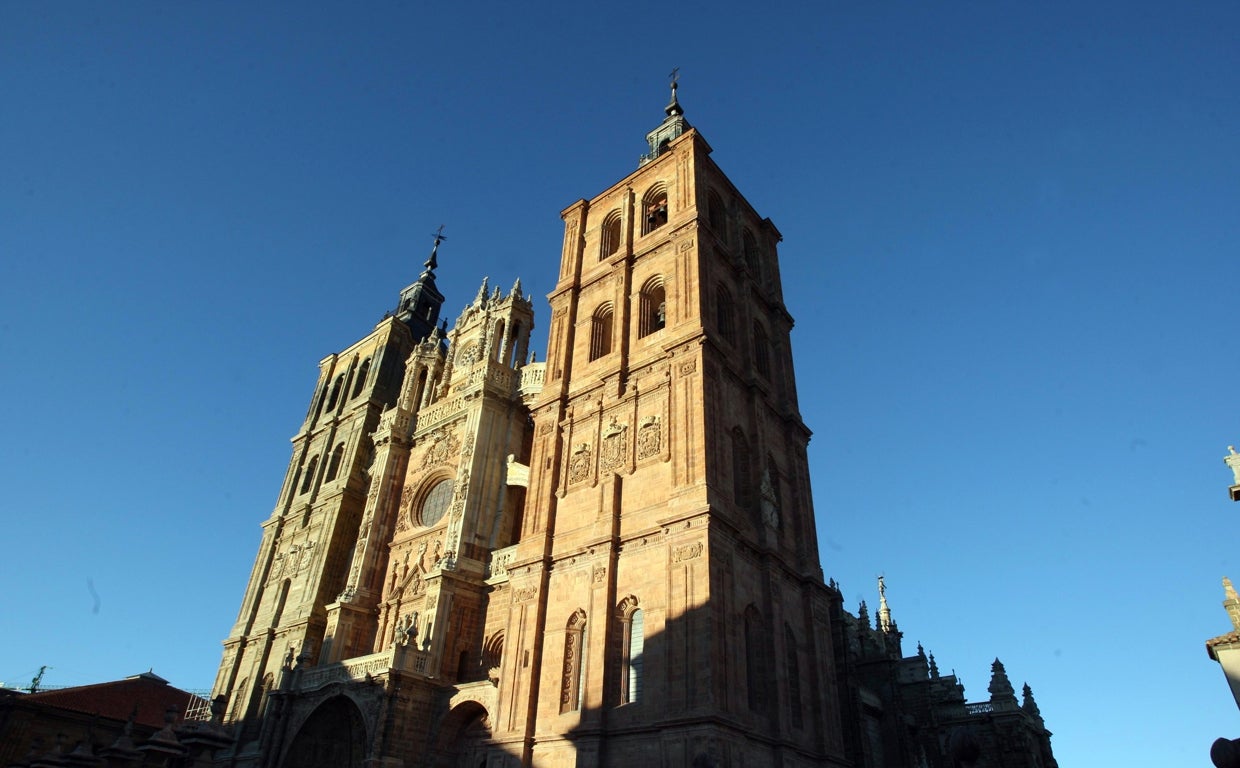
[{"x1": 14, "y1": 671, "x2": 200, "y2": 729}]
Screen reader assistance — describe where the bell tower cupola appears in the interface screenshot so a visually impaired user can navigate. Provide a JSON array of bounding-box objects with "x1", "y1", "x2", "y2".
[
  {"x1": 396, "y1": 228, "x2": 448, "y2": 341},
  {"x1": 640, "y1": 69, "x2": 690, "y2": 166}
]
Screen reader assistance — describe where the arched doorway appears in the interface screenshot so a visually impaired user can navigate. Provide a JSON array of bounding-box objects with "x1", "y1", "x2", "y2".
[
  {"x1": 430, "y1": 701, "x2": 491, "y2": 768},
  {"x1": 282, "y1": 696, "x2": 367, "y2": 768}
]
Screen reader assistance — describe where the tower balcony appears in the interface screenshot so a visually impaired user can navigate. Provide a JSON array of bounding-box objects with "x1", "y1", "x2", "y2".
[{"x1": 290, "y1": 644, "x2": 433, "y2": 692}]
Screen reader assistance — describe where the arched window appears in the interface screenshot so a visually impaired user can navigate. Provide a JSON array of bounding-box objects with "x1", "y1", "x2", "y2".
[
  {"x1": 617, "y1": 597, "x2": 644, "y2": 705},
  {"x1": 708, "y1": 190, "x2": 726, "y2": 239},
  {"x1": 785, "y1": 623, "x2": 803, "y2": 729},
  {"x1": 731, "y1": 428, "x2": 752, "y2": 511},
  {"x1": 324, "y1": 375, "x2": 344, "y2": 412},
  {"x1": 300, "y1": 456, "x2": 319, "y2": 494},
  {"x1": 325, "y1": 443, "x2": 345, "y2": 482},
  {"x1": 413, "y1": 368, "x2": 429, "y2": 411},
  {"x1": 765, "y1": 453, "x2": 782, "y2": 512},
  {"x1": 600, "y1": 210, "x2": 622, "y2": 260},
  {"x1": 753, "y1": 323, "x2": 771, "y2": 379},
  {"x1": 230, "y1": 677, "x2": 249, "y2": 721},
  {"x1": 745, "y1": 605, "x2": 769, "y2": 714},
  {"x1": 642, "y1": 186, "x2": 668, "y2": 236},
  {"x1": 743, "y1": 229, "x2": 761, "y2": 278},
  {"x1": 561, "y1": 609, "x2": 587, "y2": 713},
  {"x1": 420, "y1": 478, "x2": 454, "y2": 527},
  {"x1": 589, "y1": 304, "x2": 614, "y2": 361},
  {"x1": 483, "y1": 631, "x2": 504, "y2": 671},
  {"x1": 271, "y1": 580, "x2": 291, "y2": 629},
  {"x1": 715, "y1": 284, "x2": 735, "y2": 344},
  {"x1": 494, "y1": 319, "x2": 506, "y2": 362},
  {"x1": 351, "y1": 358, "x2": 371, "y2": 399},
  {"x1": 638, "y1": 278, "x2": 666, "y2": 338}
]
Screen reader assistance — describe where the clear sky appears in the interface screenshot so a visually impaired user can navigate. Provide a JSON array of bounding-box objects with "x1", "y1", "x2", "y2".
[{"x1": 1, "y1": 2, "x2": 1236, "y2": 765}]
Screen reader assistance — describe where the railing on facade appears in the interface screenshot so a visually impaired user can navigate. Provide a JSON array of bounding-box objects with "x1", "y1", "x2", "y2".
[
  {"x1": 377, "y1": 407, "x2": 412, "y2": 437},
  {"x1": 518, "y1": 363, "x2": 545, "y2": 398},
  {"x1": 291, "y1": 646, "x2": 431, "y2": 692},
  {"x1": 417, "y1": 394, "x2": 466, "y2": 428},
  {"x1": 487, "y1": 545, "x2": 518, "y2": 583}
]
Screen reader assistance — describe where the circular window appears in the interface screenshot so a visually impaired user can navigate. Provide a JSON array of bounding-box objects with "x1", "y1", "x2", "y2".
[{"x1": 420, "y1": 478, "x2": 454, "y2": 527}]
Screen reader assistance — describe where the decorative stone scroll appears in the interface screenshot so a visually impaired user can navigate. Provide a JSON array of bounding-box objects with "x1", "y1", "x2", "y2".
[
  {"x1": 600, "y1": 417, "x2": 628, "y2": 471},
  {"x1": 513, "y1": 585, "x2": 538, "y2": 603},
  {"x1": 679, "y1": 359, "x2": 697, "y2": 376},
  {"x1": 568, "y1": 443, "x2": 593, "y2": 485},
  {"x1": 637, "y1": 416, "x2": 661, "y2": 459}
]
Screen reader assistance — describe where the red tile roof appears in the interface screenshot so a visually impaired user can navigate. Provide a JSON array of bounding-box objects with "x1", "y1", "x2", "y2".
[{"x1": 21, "y1": 672, "x2": 201, "y2": 729}]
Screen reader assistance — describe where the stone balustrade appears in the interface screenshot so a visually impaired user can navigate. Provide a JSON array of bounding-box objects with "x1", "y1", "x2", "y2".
[
  {"x1": 519, "y1": 363, "x2": 545, "y2": 397},
  {"x1": 487, "y1": 545, "x2": 518, "y2": 582},
  {"x1": 292, "y1": 646, "x2": 431, "y2": 691}
]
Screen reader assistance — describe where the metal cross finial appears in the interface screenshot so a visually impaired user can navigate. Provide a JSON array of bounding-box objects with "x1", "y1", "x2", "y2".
[
  {"x1": 669, "y1": 67, "x2": 680, "y2": 87},
  {"x1": 431, "y1": 224, "x2": 447, "y2": 246}
]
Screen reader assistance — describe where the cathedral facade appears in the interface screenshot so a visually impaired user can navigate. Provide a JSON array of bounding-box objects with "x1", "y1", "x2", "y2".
[{"x1": 208, "y1": 87, "x2": 1056, "y2": 768}]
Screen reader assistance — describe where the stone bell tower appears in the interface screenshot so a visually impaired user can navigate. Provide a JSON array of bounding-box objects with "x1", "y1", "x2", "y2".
[
  {"x1": 492, "y1": 81, "x2": 849, "y2": 767},
  {"x1": 211, "y1": 236, "x2": 447, "y2": 746}
]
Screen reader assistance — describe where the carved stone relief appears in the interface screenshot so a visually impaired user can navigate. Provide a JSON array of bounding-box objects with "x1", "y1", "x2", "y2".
[
  {"x1": 671, "y1": 541, "x2": 704, "y2": 563},
  {"x1": 600, "y1": 417, "x2": 628, "y2": 471},
  {"x1": 568, "y1": 443, "x2": 593, "y2": 484},
  {"x1": 637, "y1": 416, "x2": 662, "y2": 459},
  {"x1": 421, "y1": 428, "x2": 461, "y2": 468}
]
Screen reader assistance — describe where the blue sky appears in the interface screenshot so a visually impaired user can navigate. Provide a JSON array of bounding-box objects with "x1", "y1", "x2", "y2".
[{"x1": 1, "y1": 3, "x2": 1237, "y2": 765}]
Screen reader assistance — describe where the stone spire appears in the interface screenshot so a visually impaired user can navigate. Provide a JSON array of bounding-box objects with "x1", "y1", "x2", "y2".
[
  {"x1": 1224, "y1": 576, "x2": 1240, "y2": 630},
  {"x1": 857, "y1": 600, "x2": 870, "y2": 630},
  {"x1": 988, "y1": 658, "x2": 1017, "y2": 702},
  {"x1": 928, "y1": 652, "x2": 940, "y2": 678},
  {"x1": 877, "y1": 575, "x2": 893, "y2": 633},
  {"x1": 664, "y1": 71, "x2": 683, "y2": 118},
  {"x1": 395, "y1": 229, "x2": 448, "y2": 340},
  {"x1": 1021, "y1": 682, "x2": 1043, "y2": 720}
]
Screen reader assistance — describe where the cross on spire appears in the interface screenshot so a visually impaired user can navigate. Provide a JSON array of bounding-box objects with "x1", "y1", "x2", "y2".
[{"x1": 424, "y1": 225, "x2": 446, "y2": 274}]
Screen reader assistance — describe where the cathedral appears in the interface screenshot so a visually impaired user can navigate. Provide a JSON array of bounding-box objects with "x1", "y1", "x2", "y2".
[{"x1": 207, "y1": 84, "x2": 1058, "y2": 768}]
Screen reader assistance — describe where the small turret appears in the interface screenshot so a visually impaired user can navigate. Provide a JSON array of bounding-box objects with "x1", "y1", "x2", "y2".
[
  {"x1": 474, "y1": 276, "x2": 491, "y2": 308},
  {"x1": 1224, "y1": 577, "x2": 1240, "y2": 630},
  {"x1": 928, "y1": 652, "x2": 940, "y2": 678},
  {"x1": 1225, "y1": 446, "x2": 1240, "y2": 501},
  {"x1": 877, "y1": 575, "x2": 894, "y2": 633},
  {"x1": 1021, "y1": 682, "x2": 1043, "y2": 720},
  {"x1": 988, "y1": 658, "x2": 1017, "y2": 703}
]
